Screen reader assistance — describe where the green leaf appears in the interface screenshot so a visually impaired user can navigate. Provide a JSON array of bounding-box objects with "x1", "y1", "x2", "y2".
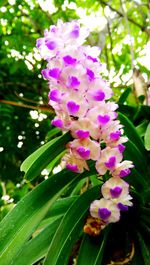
[
  {"x1": 38, "y1": 196, "x2": 78, "y2": 230},
  {"x1": 123, "y1": 140, "x2": 148, "y2": 178},
  {"x1": 142, "y1": 189, "x2": 150, "y2": 204},
  {"x1": 136, "y1": 120, "x2": 149, "y2": 137},
  {"x1": 46, "y1": 150, "x2": 66, "y2": 173},
  {"x1": 136, "y1": 232, "x2": 150, "y2": 265},
  {"x1": 45, "y1": 127, "x2": 61, "y2": 141},
  {"x1": 90, "y1": 175, "x2": 102, "y2": 186},
  {"x1": 144, "y1": 123, "x2": 150, "y2": 151},
  {"x1": 45, "y1": 196, "x2": 78, "y2": 219},
  {"x1": 135, "y1": 105, "x2": 150, "y2": 121},
  {"x1": 141, "y1": 215, "x2": 150, "y2": 227},
  {"x1": 139, "y1": 222, "x2": 150, "y2": 238},
  {"x1": 21, "y1": 132, "x2": 71, "y2": 180},
  {"x1": 118, "y1": 112, "x2": 146, "y2": 157},
  {"x1": 138, "y1": 95, "x2": 145, "y2": 104},
  {"x1": 0, "y1": 169, "x2": 81, "y2": 265},
  {"x1": 38, "y1": 196, "x2": 79, "y2": 231},
  {"x1": 70, "y1": 178, "x2": 87, "y2": 196},
  {"x1": 131, "y1": 240, "x2": 144, "y2": 265},
  {"x1": 77, "y1": 227, "x2": 110, "y2": 265},
  {"x1": 44, "y1": 186, "x2": 100, "y2": 265},
  {"x1": 118, "y1": 104, "x2": 137, "y2": 120},
  {"x1": 126, "y1": 168, "x2": 147, "y2": 192},
  {"x1": 141, "y1": 207, "x2": 150, "y2": 215},
  {"x1": 118, "y1": 87, "x2": 132, "y2": 103},
  {"x1": 20, "y1": 138, "x2": 57, "y2": 173},
  {"x1": 12, "y1": 218, "x2": 61, "y2": 265}
]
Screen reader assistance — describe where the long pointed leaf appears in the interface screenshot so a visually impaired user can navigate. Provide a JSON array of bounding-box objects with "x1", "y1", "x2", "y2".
[
  {"x1": 0, "y1": 169, "x2": 81, "y2": 265},
  {"x1": 44, "y1": 186, "x2": 100, "y2": 265},
  {"x1": 38, "y1": 196, "x2": 78, "y2": 230},
  {"x1": 77, "y1": 227, "x2": 110, "y2": 265},
  {"x1": 142, "y1": 188, "x2": 150, "y2": 203},
  {"x1": 131, "y1": 241, "x2": 144, "y2": 265},
  {"x1": 126, "y1": 168, "x2": 147, "y2": 192},
  {"x1": 118, "y1": 112, "x2": 146, "y2": 157},
  {"x1": 136, "y1": 120, "x2": 149, "y2": 138},
  {"x1": 45, "y1": 196, "x2": 78, "y2": 219},
  {"x1": 123, "y1": 140, "x2": 148, "y2": 178},
  {"x1": 21, "y1": 138, "x2": 57, "y2": 173},
  {"x1": 21, "y1": 132, "x2": 71, "y2": 181},
  {"x1": 12, "y1": 218, "x2": 61, "y2": 265},
  {"x1": 144, "y1": 122, "x2": 150, "y2": 151},
  {"x1": 136, "y1": 232, "x2": 150, "y2": 265},
  {"x1": 139, "y1": 222, "x2": 150, "y2": 239},
  {"x1": 118, "y1": 87, "x2": 132, "y2": 104}
]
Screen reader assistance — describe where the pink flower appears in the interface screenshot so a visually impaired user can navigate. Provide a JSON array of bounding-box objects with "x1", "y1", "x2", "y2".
[
  {"x1": 96, "y1": 147, "x2": 123, "y2": 175},
  {"x1": 86, "y1": 102, "x2": 118, "y2": 126},
  {"x1": 90, "y1": 198, "x2": 120, "y2": 223},
  {"x1": 62, "y1": 152, "x2": 89, "y2": 173},
  {"x1": 37, "y1": 20, "x2": 89, "y2": 60},
  {"x1": 68, "y1": 138, "x2": 101, "y2": 161},
  {"x1": 70, "y1": 118, "x2": 100, "y2": 140},
  {"x1": 86, "y1": 78, "x2": 113, "y2": 102},
  {"x1": 101, "y1": 177, "x2": 133, "y2": 208},
  {"x1": 62, "y1": 92, "x2": 88, "y2": 117},
  {"x1": 100, "y1": 120, "x2": 123, "y2": 144},
  {"x1": 48, "y1": 89, "x2": 62, "y2": 103},
  {"x1": 111, "y1": 160, "x2": 134, "y2": 177},
  {"x1": 51, "y1": 113, "x2": 72, "y2": 130}
]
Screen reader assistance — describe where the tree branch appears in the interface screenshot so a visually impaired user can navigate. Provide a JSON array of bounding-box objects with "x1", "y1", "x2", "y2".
[
  {"x1": 106, "y1": 19, "x2": 118, "y2": 68},
  {"x1": 119, "y1": 0, "x2": 135, "y2": 69},
  {"x1": 14, "y1": 92, "x2": 42, "y2": 105},
  {"x1": 0, "y1": 100, "x2": 54, "y2": 113},
  {"x1": 99, "y1": 0, "x2": 150, "y2": 36}
]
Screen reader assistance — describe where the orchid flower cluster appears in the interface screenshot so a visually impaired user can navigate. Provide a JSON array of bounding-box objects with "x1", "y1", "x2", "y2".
[{"x1": 36, "y1": 20, "x2": 134, "y2": 224}]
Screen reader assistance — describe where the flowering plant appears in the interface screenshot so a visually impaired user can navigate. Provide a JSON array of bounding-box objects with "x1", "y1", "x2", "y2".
[
  {"x1": 37, "y1": 20, "x2": 134, "y2": 225},
  {"x1": 0, "y1": 19, "x2": 149, "y2": 265}
]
